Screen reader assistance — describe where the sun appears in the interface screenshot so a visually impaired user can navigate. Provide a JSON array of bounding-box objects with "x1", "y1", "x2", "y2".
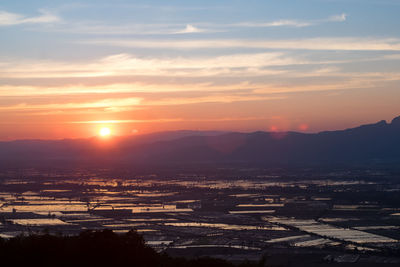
[{"x1": 99, "y1": 127, "x2": 111, "y2": 137}]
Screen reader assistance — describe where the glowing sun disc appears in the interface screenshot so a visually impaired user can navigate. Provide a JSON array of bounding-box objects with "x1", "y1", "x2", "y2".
[{"x1": 99, "y1": 127, "x2": 111, "y2": 137}]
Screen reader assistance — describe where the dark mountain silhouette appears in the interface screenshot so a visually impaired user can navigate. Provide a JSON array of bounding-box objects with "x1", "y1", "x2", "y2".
[
  {"x1": 0, "y1": 116, "x2": 399, "y2": 167},
  {"x1": 0, "y1": 130, "x2": 226, "y2": 162}
]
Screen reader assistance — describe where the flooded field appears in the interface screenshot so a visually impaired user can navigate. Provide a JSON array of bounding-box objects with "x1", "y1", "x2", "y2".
[
  {"x1": 265, "y1": 217, "x2": 398, "y2": 244},
  {"x1": 0, "y1": 168, "x2": 399, "y2": 263}
]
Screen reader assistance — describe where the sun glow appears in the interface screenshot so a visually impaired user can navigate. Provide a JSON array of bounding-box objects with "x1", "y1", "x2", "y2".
[{"x1": 99, "y1": 127, "x2": 111, "y2": 137}]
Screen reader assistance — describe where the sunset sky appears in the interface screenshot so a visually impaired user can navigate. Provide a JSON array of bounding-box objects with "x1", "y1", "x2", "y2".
[{"x1": 1, "y1": 0, "x2": 400, "y2": 140}]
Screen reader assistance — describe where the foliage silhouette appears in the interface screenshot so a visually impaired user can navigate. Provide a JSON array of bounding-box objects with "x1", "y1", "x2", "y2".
[{"x1": 0, "y1": 229, "x2": 260, "y2": 267}]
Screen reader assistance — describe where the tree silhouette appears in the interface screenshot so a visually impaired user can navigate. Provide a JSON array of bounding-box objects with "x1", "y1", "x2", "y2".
[{"x1": 0, "y1": 229, "x2": 261, "y2": 267}]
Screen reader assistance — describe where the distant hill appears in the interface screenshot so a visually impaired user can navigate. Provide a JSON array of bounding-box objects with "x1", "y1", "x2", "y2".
[{"x1": 0, "y1": 117, "x2": 399, "y2": 167}]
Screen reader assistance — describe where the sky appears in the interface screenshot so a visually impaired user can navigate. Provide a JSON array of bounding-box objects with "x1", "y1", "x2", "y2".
[{"x1": 1, "y1": 0, "x2": 400, "y2": 140}]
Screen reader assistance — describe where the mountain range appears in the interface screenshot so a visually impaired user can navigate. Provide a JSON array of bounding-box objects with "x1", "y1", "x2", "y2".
[{"x1": 0, "y1": 116, "x2": 399, "y2": 168}]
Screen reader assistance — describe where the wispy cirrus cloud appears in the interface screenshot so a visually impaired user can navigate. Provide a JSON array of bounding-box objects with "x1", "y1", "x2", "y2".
[
  {"x1": 230, "y1": 20, "x2": 312, "y2": 28},
  {"x1": 225, "y1": 13, "x2": 347, "y2": 28},
  {"x1": 0, "y1": 82, "x2": 256, "y2": 97},
  {"x1": 0, "y1": 97, "x2": 142, "y2": 112},
  {"x1": 25, "y1": 13, "x2": 346, "y2": 35},
  {"x1": 0, "y1": 52, "x2": 296, "y2": 79},
  {"x1": 70, "y1": 116, "x2": 267, "y2": 124},
  {"x1": 1, "y1": 50, "x2": 400, "y2": 102},
  {"x1": 174, "y1": 24, "x2": 205, "y2": 34},
  {"x1": 0, "y1": 9, "x2": 60, "y2": 26},
  {"x1": 2, "y1": 69, "x2": 399, "y2": 100},
  {"x1": 328, "y1": 13, "x2": 347, "y2": 22},
  {"x1": 82, "y1": 37, "x2": 400, "y2": 51},
  {"x1": 39, "y1": 21, "x2": 210, "y2": 35},
  {"x1": 70, "y1": 119, "x2": 183, "y2": 124},
  {"x1": 0, "y1": 92, "x2": 284, "y2": 114}
]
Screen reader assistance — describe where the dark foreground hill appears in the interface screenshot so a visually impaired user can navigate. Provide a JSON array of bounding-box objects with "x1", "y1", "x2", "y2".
[
  {"x1": 0, "y1": 116, "x2": 399, "y2": 168},
  {"x1": 0, "y1": 229, "x2": 260, "y2": 267}
]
